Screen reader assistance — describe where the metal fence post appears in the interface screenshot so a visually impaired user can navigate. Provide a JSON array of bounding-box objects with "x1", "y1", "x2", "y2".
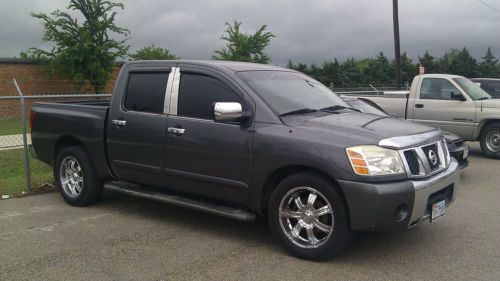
[{"x1": 13, "y1": 78, "x2": 31, "y2": 193}]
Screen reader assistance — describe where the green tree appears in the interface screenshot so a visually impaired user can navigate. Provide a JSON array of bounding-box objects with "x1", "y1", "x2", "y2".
[
  {"x1": 129, "y1": 44, "x2": 179, "y2": 60},
  {"x1": 399, "y1": 52, "x2": 418, "y2": 87},
  {"x1": 28, "y1": 0, "x2": 129, "y2": 93},
  {"x1": 339, "y1": 58, "x2": 363, "y2": 87},
  {"x1": 439, "y1": 47, "x2": 477, "y2": 77},
  {"x1": 418, "y1": 51, "x2": 439, "y2": 74},
  {"x1": 477, "y1": 47, "x2": 499, "y2": 77},
  {"x1": 213, "y1": 21, "x2": 275, "y2": 63},
  {"x1": 363, "y1": 52, "x2": 392, "y2": 86}
]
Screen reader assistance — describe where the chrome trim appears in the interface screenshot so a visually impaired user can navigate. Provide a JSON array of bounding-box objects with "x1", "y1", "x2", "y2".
[
  {"x1": 214, "y1": 102, "x2": 243, "y2": 121},
  {"x1": 408, "y1": 159, "x2": 460, "y2": 227},
  {"x1": 278, "y1": 186, "x2": 334, "y2": 249},
  {"x1": 399, "y1": 139, "x2": 449, "y2": 179},
  {"x1": 169, "y1": 67, "x2": 181, "y2": 115},
  {"x1": 379, "y1": 130, "x2": 443, "y2": 149},
  {"x1": 111, "y1": 119, "x2": 127, "y2": 126},
  {"x1": 163, "y1": 67, "x2": 175, "y2": 114},
  {"x1": 167, "y1": 127, "x2": 185, "y2": 135}
]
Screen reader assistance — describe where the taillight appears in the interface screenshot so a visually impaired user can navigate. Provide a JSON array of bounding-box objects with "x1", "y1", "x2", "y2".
[{"x1": 29, "y1": 111, "x2": 36, "y2": 129}]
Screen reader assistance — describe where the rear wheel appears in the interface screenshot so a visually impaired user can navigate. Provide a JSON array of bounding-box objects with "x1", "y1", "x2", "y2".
[
  {"x1": 480, "y1": 123, "x2": 500, "y2": 159},
  {"x1": 268, "y1": 172, "x2": 351, "y2": 260},
  {"x1": 54, "y1": 146, "x2": 103, "y2": 206}
]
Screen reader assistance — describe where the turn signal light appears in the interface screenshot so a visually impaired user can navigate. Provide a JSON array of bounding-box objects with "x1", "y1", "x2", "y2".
[{"x1": 346, "y1": 149, "x2": 369, "y2": 175}]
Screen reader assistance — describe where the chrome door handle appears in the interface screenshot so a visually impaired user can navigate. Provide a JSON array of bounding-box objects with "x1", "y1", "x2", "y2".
[
  {"x1": 111, "y1": 119, "x2": 127, "y2": 126},
  {"x1": 168, "y1": 127, "x2": 185, "y2": 135}
]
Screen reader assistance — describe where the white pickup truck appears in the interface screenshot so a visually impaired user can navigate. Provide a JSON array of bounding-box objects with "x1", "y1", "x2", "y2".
[{"x1": 348, "y1": 74, "x2": 500, "y2": 158}]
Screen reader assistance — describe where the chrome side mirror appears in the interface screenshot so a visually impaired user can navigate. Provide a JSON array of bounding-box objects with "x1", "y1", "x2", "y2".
[{"x1": 214, "y1": 102, "x2": 243, "y2": 121}]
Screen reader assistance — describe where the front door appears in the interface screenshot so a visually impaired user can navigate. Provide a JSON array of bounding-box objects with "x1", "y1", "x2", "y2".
[
  {"x1": 410, "y1": 77, "x2": 477, "y2": 139},
  {"x1": 107, "y1": 66, "x2": 174, "y2": 187},
  {"x1": 164, "y1": 66, "x2": 253, "y2": 203}
]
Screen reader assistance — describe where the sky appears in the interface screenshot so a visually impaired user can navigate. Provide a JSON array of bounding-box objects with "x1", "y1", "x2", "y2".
[{"x1": 0, "y1": 0, "x2": 499, "y2": 65}]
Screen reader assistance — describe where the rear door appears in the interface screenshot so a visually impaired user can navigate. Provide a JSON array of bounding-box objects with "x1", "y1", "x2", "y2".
[
  {"x1": 107, "y1": 65, "x2": 175, "y2": 187},
  {"x1": 410, "y1": 77, "x2": 477, "y2": 138},
  {"x1": 164, "y1": 65, "x2": 253, "y2": 203}
]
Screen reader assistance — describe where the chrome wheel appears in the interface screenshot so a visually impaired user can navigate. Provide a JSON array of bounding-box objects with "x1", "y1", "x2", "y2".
[
  {"x1": 59, "y1": 156, "x2": 83, "y2": 198},
  {"x1": 486, "y1": 131, "x2": 500, "y2": 153},
  {"x1": 278, "y1": 186, "x2": 334, "y2": 249}
]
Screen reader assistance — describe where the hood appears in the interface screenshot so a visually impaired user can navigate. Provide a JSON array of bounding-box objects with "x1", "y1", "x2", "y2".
[
  {"x1": 283, "y1": 112, "x2": 437, "y2": 145},
  {"x1": 478, "y1": 98, "x2": 500, "y2": 109}
]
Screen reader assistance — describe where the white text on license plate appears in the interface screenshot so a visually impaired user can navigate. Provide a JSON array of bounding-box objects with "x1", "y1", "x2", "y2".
[{"x1": 431, "y1": 200, "x2": 446, "y2": 222}]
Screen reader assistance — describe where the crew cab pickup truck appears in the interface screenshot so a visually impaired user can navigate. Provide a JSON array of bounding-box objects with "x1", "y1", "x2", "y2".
[
  {"x1": 349, "y1": 74, "x2": 500, "y2": 158},
  {"x1": 31, "y1": 61, "x2": 460, "y2": 260}
]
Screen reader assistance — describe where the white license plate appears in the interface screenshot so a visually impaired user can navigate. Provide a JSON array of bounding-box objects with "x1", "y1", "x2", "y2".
[
  {"x1": 463, "y1": 148, "x2": 468, "y2": 159},
  {"x1": 431, "y1": 200, "x2": 446, "y2": 222}
]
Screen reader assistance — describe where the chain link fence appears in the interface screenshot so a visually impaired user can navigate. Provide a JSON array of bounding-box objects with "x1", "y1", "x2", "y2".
[{"x1": 0, "y1": 78, "x2": 111, "y2": 196}]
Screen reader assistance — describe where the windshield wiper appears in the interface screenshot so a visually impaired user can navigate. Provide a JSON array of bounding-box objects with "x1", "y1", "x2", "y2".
[
  {"x1": 477, "y1": 96, "x2": 491, "y2": 100},
  {"x1": 320, "y1": 105, "x2": 360, "y2": 113},
  {"x1": 279, "y1": 108, "x2": 318, "y2": 117}
]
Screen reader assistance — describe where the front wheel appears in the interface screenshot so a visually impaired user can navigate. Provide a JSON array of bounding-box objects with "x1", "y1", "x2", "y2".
[
  {"x1": 54, "y1": 146, "x2": 103, "y2": 206},
  {"x1": 480, "y1": 123, "x2": 500, "y2": 159},
  {"x1": 268, "y1": 172, "x2": 351, "y2": 260}
]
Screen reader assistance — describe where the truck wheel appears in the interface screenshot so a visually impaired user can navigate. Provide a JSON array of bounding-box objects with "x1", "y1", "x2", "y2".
[
  {"x1": 268, "y1": 172, "x2": 351, "y2": 260},
  {"x1": 480, "y1": 123, "x2": 500, "y2": 159},
  {"x1": 54, "y1": 146, "x2": 103, "y2": 206}
]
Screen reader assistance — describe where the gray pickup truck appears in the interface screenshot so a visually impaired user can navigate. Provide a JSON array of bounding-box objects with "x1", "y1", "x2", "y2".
[
  {"x1": 31, "y1": 60, "x2": 460, "y2": 260},
  {"x1": 351, "y1": 74, "x2": 500, "y2": 158}
]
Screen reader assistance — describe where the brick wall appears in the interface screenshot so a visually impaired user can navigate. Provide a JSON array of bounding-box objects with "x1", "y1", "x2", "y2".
[{"x1": 0, "y1": 59, "x2": 123, "y2": 118}]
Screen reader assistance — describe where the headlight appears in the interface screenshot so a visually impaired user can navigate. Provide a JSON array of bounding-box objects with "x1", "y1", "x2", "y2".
[{"x1": 346, "y1": 145, "x2": 405, "y2": 176}]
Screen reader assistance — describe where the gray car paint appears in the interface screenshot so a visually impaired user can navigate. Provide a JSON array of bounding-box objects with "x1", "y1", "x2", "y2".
[{"x1": 31, "y1": 60, "x2": 456, "y2": 231}]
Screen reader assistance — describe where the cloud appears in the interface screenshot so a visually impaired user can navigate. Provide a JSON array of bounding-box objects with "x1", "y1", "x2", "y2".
[{"x1": 1, "y1": 0, "x2": 499, "y2": 64}]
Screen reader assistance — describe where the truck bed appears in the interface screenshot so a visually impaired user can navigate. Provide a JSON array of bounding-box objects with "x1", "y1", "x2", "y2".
[{"x1": 31, "y1": 100, "x2": 112, "y2": 179}]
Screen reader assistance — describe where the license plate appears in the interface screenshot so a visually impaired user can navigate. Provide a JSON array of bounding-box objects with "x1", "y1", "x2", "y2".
[
  {"x1": 431, "y1": 200, "x2": 446, "y2": 222},
  {"x1": 463, "y1": 148, "x2": 468, "y2": 159}
]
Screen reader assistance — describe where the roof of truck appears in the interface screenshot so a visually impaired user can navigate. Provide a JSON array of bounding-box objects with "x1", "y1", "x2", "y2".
[
  {"x1": 124, "y1": 60, "x2": 291, "y2": 72},
  {"x1": 418, "y1": 74, "x2": 464, "y2": 79},
  {"x1": 470, "y1": 78, "x2": 500, "y2": 81}
]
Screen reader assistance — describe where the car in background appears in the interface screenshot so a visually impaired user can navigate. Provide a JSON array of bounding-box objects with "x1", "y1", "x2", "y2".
[
  {"x1": 470, "y1": 78, "x2": 500, "y2": 99},
  {"x1": 343, "y1": 96, "x2": 469, "y2": 168}
]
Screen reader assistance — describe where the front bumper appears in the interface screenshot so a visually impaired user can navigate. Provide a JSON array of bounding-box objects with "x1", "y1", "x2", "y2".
[{"x1": 338, "y1": 159, "x2": 460, "y2": 231}]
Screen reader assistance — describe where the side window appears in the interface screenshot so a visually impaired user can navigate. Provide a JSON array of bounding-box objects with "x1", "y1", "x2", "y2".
[
  {"x1": 420, "y1": 78, "x2": 460, "y2": 100},
  {"x1": 177, "y1": 73, "x2": 240, "y2": 119},
  {"x1": 124, "y1": 72, "x2": 169, "y2": 114},
  {"x1": 488, "y1": 82, "x2": 500, "y2": 97}
]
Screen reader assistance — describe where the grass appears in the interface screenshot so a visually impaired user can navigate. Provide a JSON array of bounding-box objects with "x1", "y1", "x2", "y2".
[
  {"x1": 0, "y1": 118, "x2": 24, "y2": 136},
  {"x1": 0, "y1": 149, "x2": 53, "y2": 195}
]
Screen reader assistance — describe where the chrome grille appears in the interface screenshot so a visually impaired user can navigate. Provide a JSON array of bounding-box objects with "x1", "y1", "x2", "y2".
[{"x1": 400, "y1": 139, "x2": 449, "y2": 178}]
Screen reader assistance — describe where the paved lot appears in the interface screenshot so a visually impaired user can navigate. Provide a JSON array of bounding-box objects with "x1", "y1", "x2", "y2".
[{"x1": 1, "y1": 142, "x2": 499, "y2": 281}]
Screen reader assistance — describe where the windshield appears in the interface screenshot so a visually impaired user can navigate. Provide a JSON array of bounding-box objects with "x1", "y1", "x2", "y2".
[
  {"x1": 237, "y1": 71, "x2": 349, "y2": 115},
  {"x1": 453, "y1": 77, "x2": 492, "y2": 100}
]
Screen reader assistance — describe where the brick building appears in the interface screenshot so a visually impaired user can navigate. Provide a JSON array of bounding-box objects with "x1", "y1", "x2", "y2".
[{"x1": 0, "y1": 58, "x2": 123, "y2": 118}]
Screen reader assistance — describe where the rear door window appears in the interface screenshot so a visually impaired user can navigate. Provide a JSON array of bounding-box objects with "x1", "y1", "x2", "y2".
[{"x1": 124, "y1": 72, "x2": 169, "y2": 114}]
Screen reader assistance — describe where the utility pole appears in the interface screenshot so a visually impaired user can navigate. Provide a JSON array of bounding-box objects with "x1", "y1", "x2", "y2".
[{"x1": 392, "y1": 0, "x2": 402, "y2": 90}]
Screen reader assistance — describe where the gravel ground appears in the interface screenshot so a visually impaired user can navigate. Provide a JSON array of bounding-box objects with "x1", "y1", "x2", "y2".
[{"x1": 1, "y1": 142, "x2": 499, "y2": 281}]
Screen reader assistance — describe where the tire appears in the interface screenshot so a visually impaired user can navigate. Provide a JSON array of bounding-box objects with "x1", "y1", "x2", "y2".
[
  {"x1": 54, "y1": 145, "x2": 103, "y2": 206},
  {"x1": 268, "y1": 172, "x2": 352, "y2": 261},
  {"x1": 480, "y1": 123, "x2": 500, "y2": 159}
]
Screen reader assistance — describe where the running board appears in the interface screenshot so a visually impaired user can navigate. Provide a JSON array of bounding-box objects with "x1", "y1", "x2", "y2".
[{"x1": 104, "y1": 182, "x2": 257, "y2": 222}]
